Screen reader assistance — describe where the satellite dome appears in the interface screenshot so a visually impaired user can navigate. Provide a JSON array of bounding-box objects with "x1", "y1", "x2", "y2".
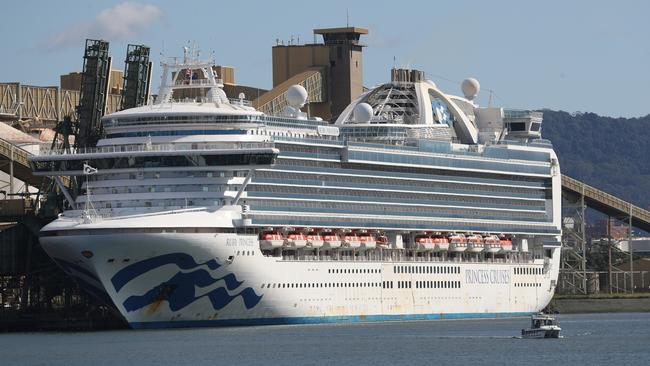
[
  {"x1": 286, "y1": 85, "x2": 308, "y2": 108},
  {"x1": 353, "y1": 103, "x2": 374, "y2": 123},
  {"x1": 461, "y1": 78, "x2": 480, "y2": 100}
]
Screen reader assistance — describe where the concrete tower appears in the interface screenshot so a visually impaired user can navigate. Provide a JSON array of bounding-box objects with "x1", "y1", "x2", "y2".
[{"x1": 271, "y1": 26, "x2": 368, "y2": 121}]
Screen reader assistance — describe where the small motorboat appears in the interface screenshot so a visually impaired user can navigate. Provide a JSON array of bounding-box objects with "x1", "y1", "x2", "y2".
[{"x1": 521, "y1": 313, "x2": 561, "y2": 338}]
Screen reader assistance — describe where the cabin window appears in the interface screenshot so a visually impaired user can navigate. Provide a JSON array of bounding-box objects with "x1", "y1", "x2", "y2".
[{"x1": 508, "y1": 122, "x2": 526, "y2": 132}]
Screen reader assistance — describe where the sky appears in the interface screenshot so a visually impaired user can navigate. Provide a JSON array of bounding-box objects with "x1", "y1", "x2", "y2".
[{"x1": 1, "y1": 0, "x2": 649, "y2": 118}]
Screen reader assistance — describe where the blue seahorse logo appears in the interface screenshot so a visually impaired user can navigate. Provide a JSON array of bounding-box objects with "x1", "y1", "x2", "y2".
[{"x1": 110, "y1": 253, "x2": 262, "y2": 313}]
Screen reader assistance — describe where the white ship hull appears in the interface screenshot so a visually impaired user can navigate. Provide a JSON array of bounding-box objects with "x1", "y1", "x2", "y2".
[{"x1": 40, "y1": 209, "x2": 560, "y2": 329}]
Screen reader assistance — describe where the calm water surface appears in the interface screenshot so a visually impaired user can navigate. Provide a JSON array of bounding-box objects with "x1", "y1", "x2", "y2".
[{"x1": 1, "y1": 313, "x2": 650, "y2": 365}]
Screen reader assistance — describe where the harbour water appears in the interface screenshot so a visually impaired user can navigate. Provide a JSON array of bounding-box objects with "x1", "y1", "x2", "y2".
[{"x1": 1, "y1": 312, "x2": 649, "y2": 365}]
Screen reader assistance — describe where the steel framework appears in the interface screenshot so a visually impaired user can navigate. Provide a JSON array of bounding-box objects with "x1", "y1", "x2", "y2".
[
  {"x1": 75, "y1": 39, "x2": 110, "y2": 148},
  {"x1": 121, "y1": 44, "x2": 151, "y2": 110}
]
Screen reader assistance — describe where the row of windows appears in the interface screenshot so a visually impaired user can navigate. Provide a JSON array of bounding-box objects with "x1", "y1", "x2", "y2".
[
  {"x1": 397, "y1": 281, "x2": 411, "y2": 289},
  {"x1": 415, "y1": 280, "x2": 461, "y2": 289},
  {"x1": 101, "y1": 170, "x2": 247, "y2": 181},
  {"x1": 515, "y1": 283, "x2": 542, "y2": 287},
  {"x1": 260, "y1": 280, "x2": 462, "y2": 290},
  {"x1": 249, "y1": 202, "x2": 546, "y2": 223},
  {"x1": 261, "y1": 282, "x2": 381, "y2": 289},
  {"x1": 107, "y1": 113, "x2": 326, "y2": 126},
  {"x1": 246, "y1": 185, "x2": 544, "y2": 209},
  {"x1": 91, "y1": 184, "x2": 232, "y2": 195},
  {"x1": 270, "y1": 160, "x2": 548, "y2": 189},
  {"x1": 395, "y1": 265, "x2": 460, "y2": 275},
  {"x1": 250, "y1": 213, "x2": 560, "y2": 235},
  {"x1": 250, "y1": 199, "x2": 546, "y2": 218},
  {"x1": 346, "y1": 150, "x2": 550, "y2": 175},
  {"x1": 515, "y1": 267, "x2": 543, "y2": 275},
  {"x1": 275, "y1": 158, "x2": 546, "y2": 187},
  {"x1": 33, "y1": 153, "x2": 275, "y2": 173},
  {"x1": 327, "y1": 268, "x2": 381, "y2": 274},
  {"x1": 106, "y1": 129, "x2": 248, "y2": 138},
  {"x1": 255, "y1": 169, "x2": 544, "y2": 198}
]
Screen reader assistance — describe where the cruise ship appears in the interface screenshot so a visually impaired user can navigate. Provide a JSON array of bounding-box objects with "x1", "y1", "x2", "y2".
[{"x1": 30, "y1": 50, "x2": 562, "y2": 329}]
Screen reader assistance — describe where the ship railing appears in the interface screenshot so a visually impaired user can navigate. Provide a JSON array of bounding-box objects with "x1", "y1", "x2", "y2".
[
  {"x1": 39, "y1": 141, "x2": 275, "y2": 156},
  {"x1": 172, "y1": 78, "x2": 223, "y2": 87},
  {"x1": 228, "y1": 98, "x2": 253, "y2": 107},
  {"x1": 279, "y1": 251, "x2": 535, "y2": 264}
]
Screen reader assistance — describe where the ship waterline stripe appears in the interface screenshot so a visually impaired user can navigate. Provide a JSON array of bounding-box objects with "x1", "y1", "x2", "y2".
[{"x1": 128, "y1": 312, "x2": 533, "y2": 329}]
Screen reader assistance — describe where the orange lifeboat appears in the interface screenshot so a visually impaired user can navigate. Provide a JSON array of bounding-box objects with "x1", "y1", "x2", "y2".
[
  {"x1": 483, "y1": 234, "x2": 501, "y2": 253},
  {"x1": 259, "y1": 231, "x2": 285, "y2": 249},
  {"x1": 342, "y1": 234, "x2": 362, "y2": 249},
  {"x1": 305, "y1": 233, "x2": 324, "y2": 248},
  {"x1": 433, "y1": 235, "x2": 450, "y2": 251},
  {"x1": 448, "y1": 233, "x2": 467, "y2": 252},
  {"x1": 499, "y1": 235, "x2": 513, "y2": 252},
  {"x1": 357, "y1": 233, "x2": 376, "y2": 249},
  {"x1": 414, "y1": 234, "x2": 436, "y2": 251},
  {"x1": 285, "y1": 232, "x2": 308, "y2": 249},
  {"x1": 466, "y1": 234, "x2": 484, "y2": 253},
  {"x1": 321, "y1": 231, "x2": 342, "y2": 249}
]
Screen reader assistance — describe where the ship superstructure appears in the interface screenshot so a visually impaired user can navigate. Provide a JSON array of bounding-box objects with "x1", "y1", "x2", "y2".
[{"x1": 30, "y1": 49, "x2": 562, "y2": 328}]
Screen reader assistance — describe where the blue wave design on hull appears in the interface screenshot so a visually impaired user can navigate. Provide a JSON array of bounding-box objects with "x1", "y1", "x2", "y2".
[
  {"x1": 110, "y1": 253, "x2": 262, "y2": 313},
  {"x1": 112, "y1": 253, "x2": 220, "y2": 292}
]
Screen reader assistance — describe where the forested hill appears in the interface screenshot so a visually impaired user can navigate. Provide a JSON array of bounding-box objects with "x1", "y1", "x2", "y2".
[{"x1": 541, "y1": 110, "x2": 650, "y2": 209}]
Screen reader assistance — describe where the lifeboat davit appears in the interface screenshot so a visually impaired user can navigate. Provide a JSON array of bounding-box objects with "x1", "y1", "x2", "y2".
[
  {"x1": 259, "y1": 231, "x2": 285, "y2": 249},
  {"x1": 376, "y1": 235, "x2": 389, "y2": 248},
  {"x1": 467, "y1": 234, "x2": 484, "y2": 253},
  {"x1": 483, "y1": 234, "x2": 501, "y2": 253},
  {"x1": 285, "y1": 232, "x2": 308, "y2": 249},
  {"x1": 448, "y1": 233, "x2": 467, "y2": 252},
  {"x1": 499, "y1": 235, "x2": 513, "y2": 252},
  {"x1": 321, "y1": 231, "x2": 342, "y2": 249}
]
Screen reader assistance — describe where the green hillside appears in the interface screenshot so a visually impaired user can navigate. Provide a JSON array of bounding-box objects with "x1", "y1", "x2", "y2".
[{"x1": 541, "y1": 110, "x2": 650, "y2": 209}]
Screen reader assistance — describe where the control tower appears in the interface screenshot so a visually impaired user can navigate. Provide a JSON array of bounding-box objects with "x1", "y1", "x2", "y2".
[{"x1": 271, "y1": 27, "x2": 368, "y2": 121}]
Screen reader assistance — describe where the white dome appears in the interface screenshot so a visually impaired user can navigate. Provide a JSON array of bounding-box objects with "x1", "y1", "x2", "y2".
[
  {"x1": 461, "y1": 78, "x2": 480, "y2": 100},
  {"x1": 353, "y1": 103, "x2": 374, "y2": 123},
  {"x1": 286, "y1": 85, "x2": 308, "y2": 108}
]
